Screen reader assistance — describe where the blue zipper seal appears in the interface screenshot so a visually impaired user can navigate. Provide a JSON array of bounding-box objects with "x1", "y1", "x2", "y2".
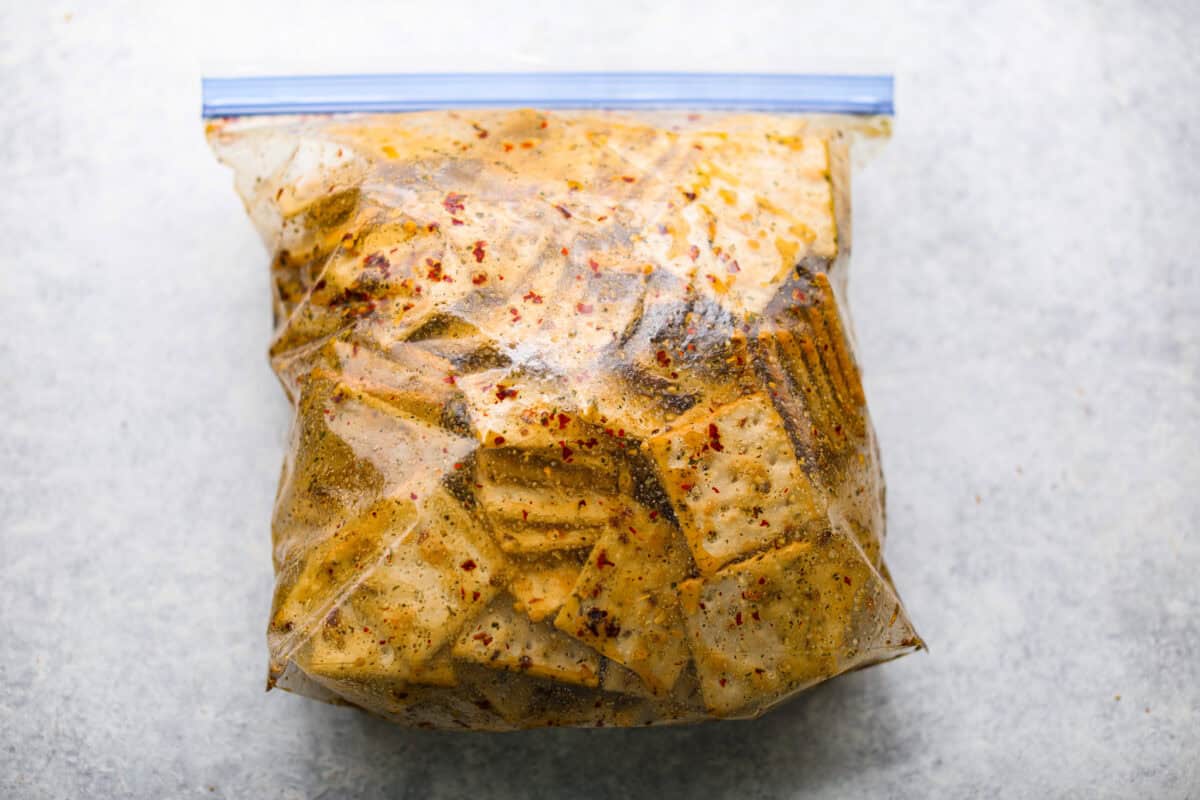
[{"x1": 201, "y1": 73, "x2": 893, "y2": 118}]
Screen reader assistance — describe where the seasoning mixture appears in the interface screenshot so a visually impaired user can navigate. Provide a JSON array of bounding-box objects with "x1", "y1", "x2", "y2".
[{"x1": 207, "y1": 109, "x2": 921, "y2": 729}]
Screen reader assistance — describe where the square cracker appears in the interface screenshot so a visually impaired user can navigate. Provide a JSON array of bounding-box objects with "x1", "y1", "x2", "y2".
[
  {"x1": 647, "y1": 393, "x2": 826, "y2": 574},
  {"x1": 508, "y1": 554, "x2": 585, "y2": 623},
  {"x1": 294, "y1": 487, "x2": 505, "y2": 684},
  {"x1": 677, "y1": 531, "x2": 920, "y2": 717},
  {"x1": 456, "y1": 366, "x2": 600, "y2": 450},
  {"x1": 452, "y1": 598, "x2": 600, "y2": 688},
  {"x1": 554, "y1": 505, "x2": 693, "y2": 693}
]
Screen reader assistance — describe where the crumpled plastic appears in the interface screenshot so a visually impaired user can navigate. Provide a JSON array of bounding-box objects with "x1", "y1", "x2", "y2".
[{"x1": 207, "y1": 108, "x2": 921, "y2": 730}]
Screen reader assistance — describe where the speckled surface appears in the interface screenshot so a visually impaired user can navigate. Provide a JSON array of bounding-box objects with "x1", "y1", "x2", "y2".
[{"x1": 1, "y1": 2, "x2": 1198, "y2": 798}]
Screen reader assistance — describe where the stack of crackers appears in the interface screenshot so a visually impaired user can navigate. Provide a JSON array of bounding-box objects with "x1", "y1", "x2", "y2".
[{"x1": 212, "y1": 109, "x2": 922, "y2": 729}]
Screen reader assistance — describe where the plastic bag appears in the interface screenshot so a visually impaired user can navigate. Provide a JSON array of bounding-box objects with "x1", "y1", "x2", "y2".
[{"x1": 205, "y1": 73, "x2": 921, "y2": 730}]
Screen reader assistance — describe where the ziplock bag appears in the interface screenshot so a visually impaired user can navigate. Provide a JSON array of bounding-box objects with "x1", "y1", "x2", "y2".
[{"x1": 204, "y1": 73, "x2": 922, "y2": 729}]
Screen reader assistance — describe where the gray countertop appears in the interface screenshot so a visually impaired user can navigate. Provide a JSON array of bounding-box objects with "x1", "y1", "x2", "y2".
[{"x1": 2, "y1": 2, "x2": 1197, "y2": 798}]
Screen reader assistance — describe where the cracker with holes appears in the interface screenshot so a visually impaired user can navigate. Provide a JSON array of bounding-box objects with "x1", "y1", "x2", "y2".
[
  {"x1": 647, "y1": 393, "x2": 826, "y2": 574},
  {"x1": 456, "y1": 366, "x2": 602, "y2": 450},
  {"x1": 508, "y1": 554, "x2": 585, "y2": 623},
  {"x1": 293, "y1": 487, "x2": 504, "y2": 684},
  {"x1": 678, "y1": 532, "x2": 921, "y2": 717},
  {"x1": 452, "y1": 598, "x2": 601, "y2": 687},
  {"x1": 555, "y1": 505, "x2": 693, "y2": 693}
]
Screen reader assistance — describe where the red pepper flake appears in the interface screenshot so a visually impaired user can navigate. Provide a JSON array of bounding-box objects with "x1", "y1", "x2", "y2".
[
  {"x1": 680, "y1": 483, "x2": 694, "y2": 492},
  {"x1": 735, "y1": 612, "x2": 743, "y2": 626},
  {"x1": 758, "y1": 577, "x2": 767, "y2": 585},
  {"x1": 682, "y1": 190, "x2": 697, "y2": 202},
  {"x1": 453, "y1": 462, "x2": 465, "y2": 470},
  {"x1": 718, "y1": 677, "x2": 727, "y2": 687},
  {"x1": 576, "y1": 302, "x2": 594, "y2": 314},
  {"x1": 492, "y1": 435, "x2": 506, "y2": 446},
  {"x1": 554, "y1": 204, "x2": 572, "y2": 219},
  {"x1": 843, "y1": 575, "x2": 853, "y2": 586},
  {"x1": 472, "y1": 590, "x2": 481, "y2": 601},
  {"x1": 595, "y1": 550, "x2": 615, "y2": 569},
  {"x1": 588, "y1": 259, "x2": 601, "y2": 273},
  {"x1": 520, "y1": 140, "x2": 535, "y2": 149},
  {"x1": 727, "y1": 260, "x2": 741, "y2": 274},
  {"x1": 495, "y1": 384, "x2": 519, "y2": 401},
  {"x1": 620, "y1": 176, "x2": 635, "y2": 183},
  {"x1": 460, "y1": 559, "x2": 477, "y2": 571},
  {"x1": 616, "y1": 429, "x2": 625, "y2": 438},
  {"x1": 363, "y1": 252, "x2": 391, "y2": 275},
  {"x1": 362, "y1": 627, "x2": 371, "y2": 633},
  {"x1": 707, "y1": 423, "x2": 724, "y2": 452},
  {"x1": 472, "y1": 631, "x2": 494, "y2": 646},
  {"x1": 472, "y1": 273, "x2": 488, "y2": 285},
  {"x1": 425, "y1": 258, "x2": 444, "y2": 281},
  {"x1": 426, "y1": 222, "x2": 440, "y2": 232},
  {"x1": 649, "y1": 511, "x2": 658, "y2": 520},
  {"x1": 759, "y1": 520, "x2": 770, "y2": 527},
  {"x1": 688, "y1": 245, "x2": 700, "y2": 262},
  {"x1": 522, "y1": 509, "x2": 529, "y2": 522},
  {"x1": 711, "y1": 486, "x2": 720, "y2": 494},
  {"x1": 539, "y1": 119, "x2": 548, "y2": 129},
  {"x1": 655, "y1": 350, "x2": 671, "y2": 368},
  {"x1": 314, "y1": 279, "x2": 327, "y2": 291},
  {"x1": 518, "y1": 655, "x2": 533, "y2": 669},
  {"x1": 560, "y1": 247, "x2": 570, "y2": 256},
  {"x1": 451, "y1": 218, "x2": 465, "y2": 226},
  {"x1": 472, "y1": 123, "x2": 489, "y2": 139},
  {"x1": 559, "y1": 441, "x2": 574, "y2": 461},
  {"x1": 557, "y1": 413, "x2": 571, "y2": 430},
  {"x1": 502, "y1": 142, "x2": 514, "y2": 152},
  {"x1": 472, "y1": 241, "x2": 487, "y2": 263},
  {"x1": 522, "y1": 290, "x2": 544, "y2": 304},
  {"x1": 752, "y1": 611, "x2": 761, "y2": 621},
  {"x1": 410, "y1": 492, "x2": 418, "y2": 500},
  {"x1": 443, "y1": 192, "x2": 466, "y2": 215}
]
